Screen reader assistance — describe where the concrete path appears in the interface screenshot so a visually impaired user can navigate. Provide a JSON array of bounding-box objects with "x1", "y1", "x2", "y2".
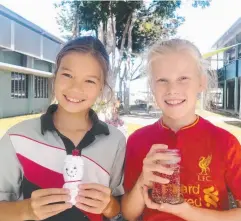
[{"x1": 124, "y1": 110, "x2": 241, "y2": 143}]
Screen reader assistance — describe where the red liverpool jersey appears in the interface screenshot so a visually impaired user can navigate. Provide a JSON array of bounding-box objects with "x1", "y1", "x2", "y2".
[{"x1": 124, "y1": 116, "x2": 241, "y2": 221}]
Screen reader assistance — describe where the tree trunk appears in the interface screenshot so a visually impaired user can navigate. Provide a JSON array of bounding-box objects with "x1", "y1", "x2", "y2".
[
  {"x1": 123, "y1": 79, "x2": 130, "y2": 114},
  {"x1": 119, "y1": 61, "x2": 127, "y2": 102},
  {"x1": 98, "y1": 11, "x2": 133, "y2": 98},
  {"x1": 119, "y1": 77, "x2": 123, "y2": 100},
  {"x1": 72, "y1": 2, "x2": 80, "y2": 38},
  {"x1": 107, "y1": 12, "x2": 117, "y2": 90},
  {"x1": 112, "y1": 13, "x2": 132, "y2": 89},
  {"x1": 98, "y1": 21, "x2": 104, "y2": 43},
  {"x1": 110, "y1": 3, "x2": 116, "y2": 78},
  {"x1": 124, "y1": 12, "x2": 136, "y2": 113},
  {"x1": 103, "y1": 21, "x2": 107, "y2": 48}
]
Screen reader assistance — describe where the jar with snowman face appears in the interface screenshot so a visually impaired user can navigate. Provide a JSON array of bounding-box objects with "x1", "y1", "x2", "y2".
[{"x1": 63, "y1": 155, "x2": 84, "y2": 205}]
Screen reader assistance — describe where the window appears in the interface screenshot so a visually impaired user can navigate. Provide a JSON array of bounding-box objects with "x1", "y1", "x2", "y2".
[
  {"x1": 34, "y1": 59, "x2": 52, "y2": 72},
  {"x1": 11, "y1": 72, "x2": 29, "y2": 98},
  {"x1": 34, "y1": 76, "x2": 49, "y2": 98},
  {"x1": 0, "y1": 50, "x2": 27, "y2": 67}
]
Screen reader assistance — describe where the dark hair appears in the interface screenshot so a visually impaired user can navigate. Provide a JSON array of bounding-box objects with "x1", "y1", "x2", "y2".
[{"x1": 55, "y1": 36, "x2": 111, "y2": 92}]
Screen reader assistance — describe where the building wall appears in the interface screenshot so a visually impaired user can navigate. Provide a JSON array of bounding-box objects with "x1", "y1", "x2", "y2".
[
  {"x1": 26, "y1": 75, "x2": 51, "y2": 116},
  {"x1": 0, "y1": 5, "x2": 59, "y2": 118},
  {"x1": 238, "y1": 60, "x2": 241, "y2": 77},
  {"x1": 217, "y1": 61, "x2": 241, "y2": 114},
  {"x1": 226, "y1": 61, "x2": 236, "y2": 80},
  {"x1": 0, "y1": 5, "x2": 63, "y2": 63},
  {"x1": 0, "y1": 70, "x2": 29, "y2": 117},
  {"x1": 0, "y1": 52, "x2": 52, "y2": 118},
  {"x1": 214, "y1": 19, "x2": 241, "y2": 117}
]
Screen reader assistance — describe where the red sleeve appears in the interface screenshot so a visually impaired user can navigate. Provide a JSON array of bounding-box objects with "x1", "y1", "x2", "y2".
[
  {"x1": 123, "y1": 136, "x2": 143, "y2": 192},
  {"x1": 225, "y1": 135, "x2": 241, "y2": 201}
]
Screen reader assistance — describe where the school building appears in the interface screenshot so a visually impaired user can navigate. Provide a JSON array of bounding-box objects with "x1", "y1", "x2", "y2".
[
  {"x1": 0, "y1": 5, "x2": 63, "y2": 118},
  {"x1": 212, "y1": 17, "x2": 241, "y2": 117}
]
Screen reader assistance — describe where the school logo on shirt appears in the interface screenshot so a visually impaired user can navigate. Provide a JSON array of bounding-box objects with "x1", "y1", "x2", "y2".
[
  {"x1": 198, "y1": 155, "x2": 212, "y2": 182},
  {"x1": 203, "y1": 186, "x2": 219, "y2": 208}
]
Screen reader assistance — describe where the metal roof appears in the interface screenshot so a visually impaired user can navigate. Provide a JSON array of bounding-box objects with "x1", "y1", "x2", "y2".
[
  {"x1": 212, "y1": 17, "x2": 241, "y2": 48},
  {"x1": 0, "y1": 4, "x2": 65, "y2": 45}
]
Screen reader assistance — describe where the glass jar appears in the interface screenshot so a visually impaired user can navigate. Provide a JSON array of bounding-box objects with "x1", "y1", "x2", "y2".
[{"x1": 151, "y1": 149, "x2": 182, "y2": 205}]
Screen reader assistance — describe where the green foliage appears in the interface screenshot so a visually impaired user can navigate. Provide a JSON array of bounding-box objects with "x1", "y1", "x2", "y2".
[
  {"x1": 55, "y1": 0, "x2": 183, "y2": 52},
  {"x1": 55, "y1": 0, "x2": 211, "y2": 52},
  {"x1": 92, "y1": 100, "x2": 108, "y2": 113},
  {"x1": 192, "y1": 0, "x2": 211, "y2": 8}
]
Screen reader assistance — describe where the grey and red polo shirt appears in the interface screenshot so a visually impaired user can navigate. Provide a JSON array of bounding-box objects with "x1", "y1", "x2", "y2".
[{"x1": 0, "y1": 104, "x2": 126, "y2": 221}]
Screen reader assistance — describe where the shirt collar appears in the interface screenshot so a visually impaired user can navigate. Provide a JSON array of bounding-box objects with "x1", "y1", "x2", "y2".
[
  {"x1": 40, "y1": 104, "x2": 109, "y2": 136},
  {"x1": 160, "y1": 115, "x2": 200, "y2": 131}
]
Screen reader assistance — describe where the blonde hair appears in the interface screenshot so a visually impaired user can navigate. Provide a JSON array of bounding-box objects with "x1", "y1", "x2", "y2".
[{"x1": 145, "y1": 38, "x2": 217, "y2": 110}]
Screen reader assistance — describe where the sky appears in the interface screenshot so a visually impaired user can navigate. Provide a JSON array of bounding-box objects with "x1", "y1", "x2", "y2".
[
  {"x1": 1, "y1": 0, "x2": 241, "y2": 95},
  {"x1": 1, "y1": 0, "x2": 241, "y2": 53},
  {"x1": 176, "y1": 0, "x2": 241, "y2": 53}
]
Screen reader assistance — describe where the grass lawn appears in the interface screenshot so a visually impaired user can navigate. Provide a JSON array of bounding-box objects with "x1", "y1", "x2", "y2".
[
  {"x1": 0, "y1": 114, "x2": 141, "y2": 137},
  {"x1": 0, "y1": 114, "x2": 40, "y2": 137}
]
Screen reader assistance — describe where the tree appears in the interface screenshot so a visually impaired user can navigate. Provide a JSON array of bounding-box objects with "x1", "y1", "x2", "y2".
[
  {"x1": 116, "y1": 1, "x2": 184, "y2": 109},
  {"x1": 54, "y1": 1, "x2": 182, "y2": 86},
  {"x1": 55, "y1": 1, "x2": 141, "y2": 88}
]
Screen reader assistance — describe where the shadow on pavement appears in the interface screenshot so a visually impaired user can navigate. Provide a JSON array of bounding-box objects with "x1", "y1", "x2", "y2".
[
  {"x1": 212, "y1": 109, "x2": 239, "y2": 118},
  {"x1": 224, "y1": 120, "x2": 241, "y2": 128},
  {"x1": 124, "y1": 112, "x2": 160, "y2": 119}
]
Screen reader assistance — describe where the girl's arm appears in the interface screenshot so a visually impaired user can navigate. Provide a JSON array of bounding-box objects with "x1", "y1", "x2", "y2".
[
  {"x1": 0, "y1": 199, "x2": 31, "y2": 221},
  {"x1": 102, "y1": 195, "x2": 121, "y2": 218},
  {"x1": 121, "y1": 175, "x2": 145, "y2": 221},
  {"x1": 180, "y1": 202, "x2": 241, "y2": 221}
]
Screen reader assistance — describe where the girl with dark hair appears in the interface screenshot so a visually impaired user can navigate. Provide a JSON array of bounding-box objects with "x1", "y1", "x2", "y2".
[{"x1": 0, "y1": 36, "x2": 125, "y2": 221}]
